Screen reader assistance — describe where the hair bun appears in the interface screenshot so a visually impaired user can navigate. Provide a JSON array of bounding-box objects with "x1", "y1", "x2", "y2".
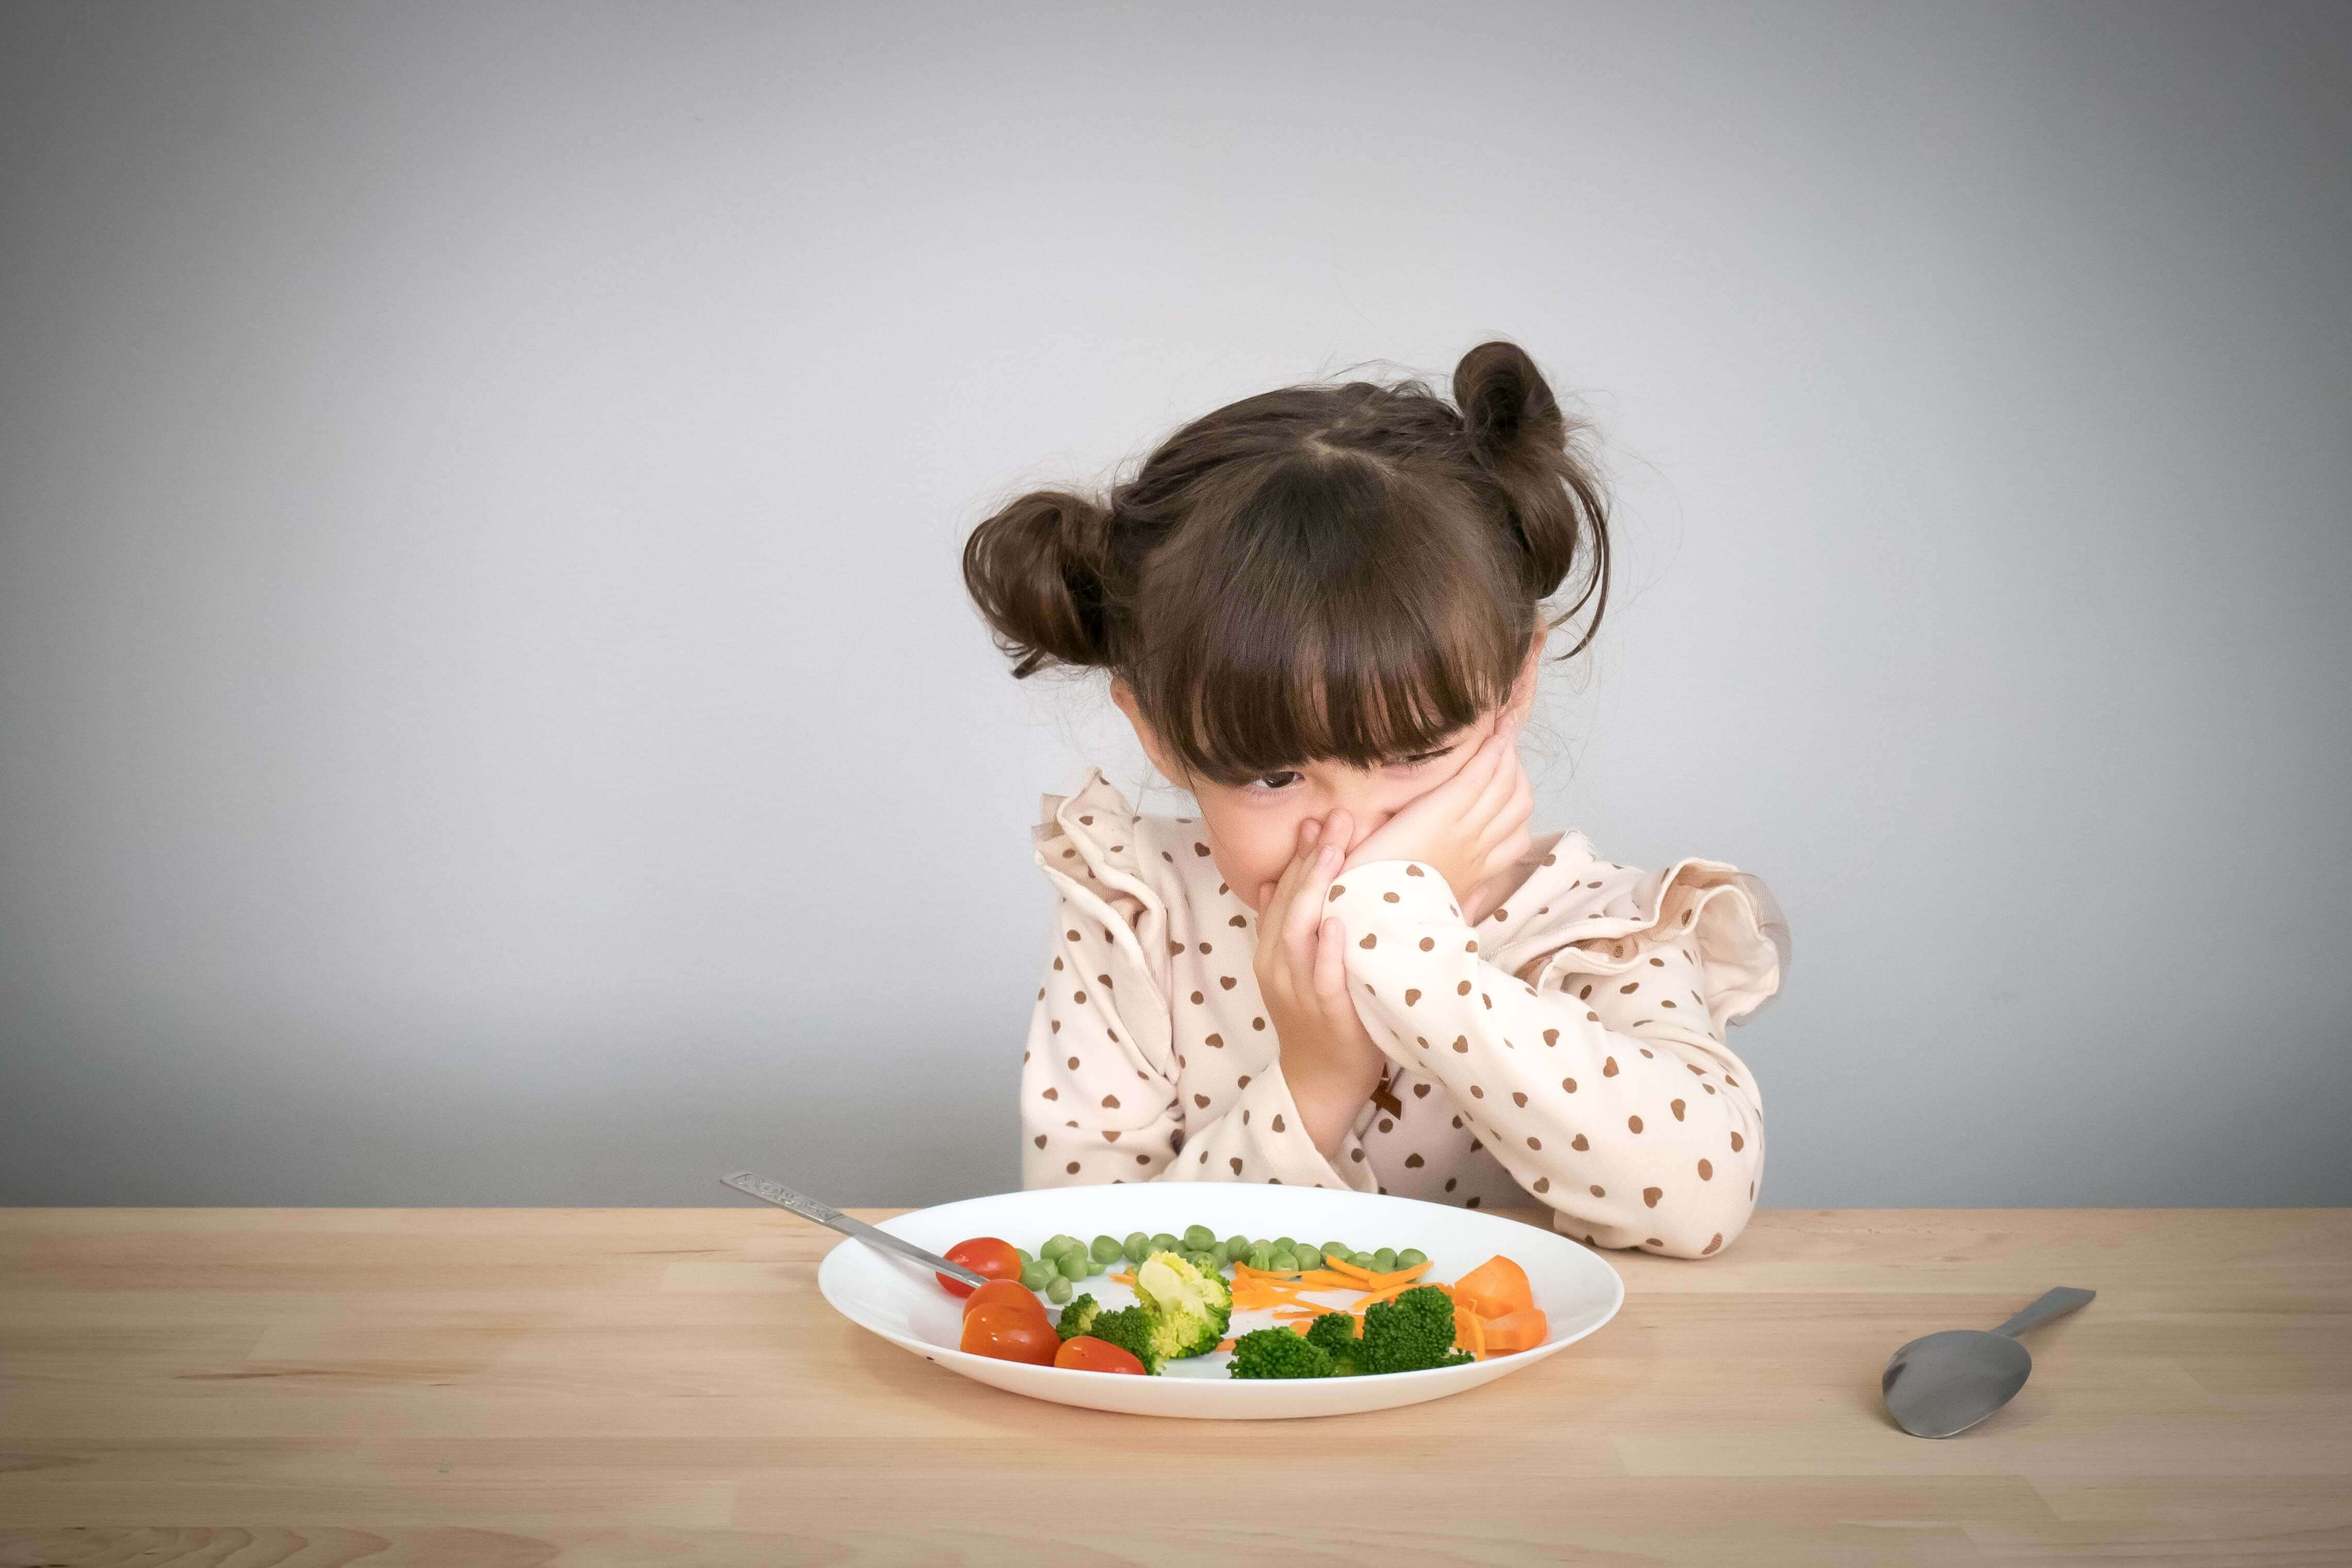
[
  {"x1": 1452, "y1": 340, "x2": 1610, "y2": 639},
  {"x1": 961, "y1": 488, "x2": 1115, "y2": 676},
  {"x1": 1456, "y1": 340, "x2": 1560, "y2": 471}
]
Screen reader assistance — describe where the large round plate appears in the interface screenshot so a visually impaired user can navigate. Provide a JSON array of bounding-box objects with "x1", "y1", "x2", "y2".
[{"x1": 816, "y1": 1184, "x2": 1624, "y2": 1418}]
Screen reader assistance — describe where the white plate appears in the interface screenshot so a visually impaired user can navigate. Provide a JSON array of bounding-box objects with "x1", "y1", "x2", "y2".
[{"x1": 816, "y1": 1185, "x2": 1624, "y2": 1418}]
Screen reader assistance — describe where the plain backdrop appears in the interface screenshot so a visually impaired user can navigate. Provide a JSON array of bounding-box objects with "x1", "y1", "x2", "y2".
[{"x1": 2, "y1": 1, "x2": 2346, "y2": 1209}]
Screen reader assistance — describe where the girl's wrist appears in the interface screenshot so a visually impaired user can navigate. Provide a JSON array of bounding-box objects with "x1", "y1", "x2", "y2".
[{"x1": 1285, "y1": 1057, "x2": 1379, "y2": 1163}]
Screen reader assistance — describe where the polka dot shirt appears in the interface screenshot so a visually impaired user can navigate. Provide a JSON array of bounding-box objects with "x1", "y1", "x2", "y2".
[{"x1": 1017, "y1": 768, "x2": 1791, "y2": 1259}]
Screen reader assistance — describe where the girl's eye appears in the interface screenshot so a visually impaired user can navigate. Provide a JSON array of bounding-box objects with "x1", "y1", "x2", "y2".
[{"x1": 1245, "y1": 770, "x2": 1304, "y2": 793}]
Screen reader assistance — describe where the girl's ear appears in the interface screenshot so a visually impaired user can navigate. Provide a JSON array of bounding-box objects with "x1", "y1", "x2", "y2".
[{"x1": 1111, "y1": 677, "x2": 1184, "y2": 785}]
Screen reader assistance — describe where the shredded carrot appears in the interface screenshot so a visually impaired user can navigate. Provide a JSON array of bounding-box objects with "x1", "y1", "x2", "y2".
[
  {"x1": 1361, "y1": 1276, "x2": 1433, "y2": 1306},
  {"x1": 1109, "y1": 1271, "x2": 1135, "y2": 1287},
  {"x1": 1232, "y1": 1283, "x2": 1322, "y2": 1304},
  {"x1": 1295, "y1": 1269, "x2": 1362, "y2": 1289},
  {"x1": 1274, "y1": 1307, "x2": 1363, "y2": 1325},
  {"x1": 1214, "y1": 1338, "x2": 1235, "y2": 1353}
]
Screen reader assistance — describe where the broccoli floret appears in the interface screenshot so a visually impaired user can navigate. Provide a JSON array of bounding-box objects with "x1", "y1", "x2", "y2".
[
  {"x1": 1360, "y1": 1285, "x2": 1477, "y2": 1375},
  {"x1": 1229, "y1": 1327, "x2": 1334, "y2": 1379},
  {"x1": 1055, "y1": 1294, "x2": 1103, "y2": 1341},
  {"x1": 1303, "y1": 1310, "x2": 1364, "y2": 1375},
  {"x1": 1082, "y1": 1304, "x2": 1165, "y2": 1374},
  {"x1": 1131, "y1": 1250, "x2": 1234, "y2": 1361}
]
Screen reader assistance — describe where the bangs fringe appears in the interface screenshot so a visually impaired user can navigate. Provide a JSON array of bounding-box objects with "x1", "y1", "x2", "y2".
[{"x1": 1131, "y1": 458, "x2": 1530, "y2": 786}]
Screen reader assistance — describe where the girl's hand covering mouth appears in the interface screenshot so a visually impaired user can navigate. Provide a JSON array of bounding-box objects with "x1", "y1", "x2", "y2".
[
  {"x1": 1342, "y1": 717, "x2": 1535, "y2": 920},
  {"x1": 1251, "y1": 812, "x2": 1387, "y2": 1118}
]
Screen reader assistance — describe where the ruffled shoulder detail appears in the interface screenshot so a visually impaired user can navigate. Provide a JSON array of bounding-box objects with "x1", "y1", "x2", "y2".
[
  {"x1": 1032, "y1": 767, "x2": 1179, "y2": 1023},
  {"x1": 1034, "y1": 767, "x2": 1155, "y2": 917},
  {"x1": 1516, "y1": 845, "x2": 1791, "y2": 1032}
]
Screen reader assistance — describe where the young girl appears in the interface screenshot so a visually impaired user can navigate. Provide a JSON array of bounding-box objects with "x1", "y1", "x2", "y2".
[{"x1": 961, "y1": 341, "x2": 1790, "y2": 1259}]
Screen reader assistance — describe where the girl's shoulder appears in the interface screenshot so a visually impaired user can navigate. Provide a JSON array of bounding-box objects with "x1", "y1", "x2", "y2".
[
  {"x1": 1480, "y1": 830, "x2": 1793, "y2": 1027},
  {"x1": 1030, "y1": 766, "x2": 1216, "y2": 926}
]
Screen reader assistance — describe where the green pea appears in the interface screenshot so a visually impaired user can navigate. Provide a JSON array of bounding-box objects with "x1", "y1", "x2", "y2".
[
  {"x1": 1247, "y1": 1246, "x2": 1272, "y2": 1270},
  {"x1": 1043, "y1": 1234, "x2": 1077, "y2": 1259},
  {"x1": 1273, "y1": 1236, "x2": 1296, "y2": 1254},
  {"x1": 1183, "y1": 1224, "x2": 1216, "y2": 1248},
  {"x1": 1270, "y1": 1251, "x2": 1300, "y2": 1273},
  {"x1": 1151, "y1": 1233, "x2": 1180, "y2": 1256},
  {"x1": 1014, "y1": 1248, "x2": 1034, "y2": 1267},
  {"x1": 1046, "y1": 1275, "x2": 1073, "y2": 1304},
  {"x1": 1020, "y1": 1262, "x2": 1053, "y2": 1291},
  {"x1": 1057, "y1": 1251, "x2": 1089, "y2": 1282},
  {"x1": 1348, "y1": 1251, "x2": 1376, "y2": 1269},
  {"x1": 1223, "y1": 1234, "x2": 1249, "y2": 1258},
  {"x1": 1090, "y1": 1234, "x2": 1123, "y2": 1264},
  {"x1": 1122, "y1": 1232, "x2": 1151, "y2": 1263},
  {"x1": 1397, "y1": 1248, "x2": 1428, "y2": 1269},
  {"x1": 1373, "y1": 1248, "x2": 1398, "y2": 1272},
  {"x1": 1321, "y1": 1241, "x2": 1350, "y2": 1263},
  {"x1": 1087, "y1": 1256, "x2": 1107, "y2": 1276}
]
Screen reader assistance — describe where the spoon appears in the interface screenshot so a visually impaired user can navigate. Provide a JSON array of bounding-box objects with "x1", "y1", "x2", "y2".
[
  {"x1": 719, "y1": 1170, "x2": 988, "y2": 1287},
  {"x1": 1881, "y1": 1286, "x2": 2096, "y2": 1437}
]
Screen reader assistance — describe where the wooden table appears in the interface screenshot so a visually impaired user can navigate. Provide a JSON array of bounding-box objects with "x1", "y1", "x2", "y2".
[{"x1": 2, "y1": 1207, "x2": 2346, "y2": 1564}]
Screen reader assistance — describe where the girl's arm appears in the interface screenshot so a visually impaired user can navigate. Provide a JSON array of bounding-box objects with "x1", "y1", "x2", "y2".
[
  {"x1": 1326, "y1": 861, "x2": 1766, "y2": 1258},
  {"x1": 1020, "y1": 884, "x2": 1380, "y2": 1193}
]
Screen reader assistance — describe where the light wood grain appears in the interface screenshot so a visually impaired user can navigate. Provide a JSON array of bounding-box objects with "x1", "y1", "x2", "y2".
[{"x1": 2, "y1": 1206, "x2": 2346, "y2": 1564}]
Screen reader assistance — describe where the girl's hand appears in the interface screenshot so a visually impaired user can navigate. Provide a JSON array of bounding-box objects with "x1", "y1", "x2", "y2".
[
  {"x1": 1342, "y1": 717, "x2": 1534, "y2": 920},
  {"x1": 1252, "y1": 811, "x2": 1386, "y2": 1160}
]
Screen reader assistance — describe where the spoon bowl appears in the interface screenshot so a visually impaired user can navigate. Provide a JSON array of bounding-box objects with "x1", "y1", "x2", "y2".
[{"x1": 1881, "y1": 1286, "x2": 2095, "y2": 1438}]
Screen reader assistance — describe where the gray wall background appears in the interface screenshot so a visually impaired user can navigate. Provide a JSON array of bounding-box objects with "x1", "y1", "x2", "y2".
[{"x1": 3, "y1": 1, "x2": 2345, "y2": 1209}]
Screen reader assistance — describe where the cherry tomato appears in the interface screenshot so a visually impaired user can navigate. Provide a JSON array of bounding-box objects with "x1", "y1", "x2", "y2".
[
  {"x1": 936, "y1": 1237, "x2": 1021, "y2": 1299},
  {"x1": 1054, "y1": 1335, "x2": 1146, "y2": 1375},
  {"x1": 962, "y1": 1278, "x2": 1049, "y2": 1322},
  {"x1": 959, "y1": 1303, "x2": 1059, "y2": 1365}
]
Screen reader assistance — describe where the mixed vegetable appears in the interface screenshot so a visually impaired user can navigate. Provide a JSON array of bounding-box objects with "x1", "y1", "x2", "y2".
[{"x1": 933, "y1": 1223, "x2": 1546, "y2": 1378}]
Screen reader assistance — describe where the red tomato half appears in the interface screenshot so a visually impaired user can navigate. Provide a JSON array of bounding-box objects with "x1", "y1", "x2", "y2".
[
  {"x1": 960, "y1": 1304, "x2": 1059, "y2": 1366},
  {"x1": 937, "y1": 1237, "x2": 1021, "y2": 1299},
  {"x1": 1054, "y1": 1335, "x2": 1145, "y2": 1375},
  {"x1": 962, "y1": 1278, "x2": 1049, "y2": 1322}
]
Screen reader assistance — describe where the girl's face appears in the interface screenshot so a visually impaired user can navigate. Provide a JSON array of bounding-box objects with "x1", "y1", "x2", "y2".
[{"x1": 1113, "y1": 634, "x2": 1542, "y2": 913}]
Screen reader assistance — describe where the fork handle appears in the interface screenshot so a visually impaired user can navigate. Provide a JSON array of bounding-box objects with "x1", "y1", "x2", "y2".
[
  {"x1": 719, "y1": 1170, "x2": 989, "y2": 1286},
  {"x1": 1993, "y1": 1286, "x2": 2095, "y2": 1339}
]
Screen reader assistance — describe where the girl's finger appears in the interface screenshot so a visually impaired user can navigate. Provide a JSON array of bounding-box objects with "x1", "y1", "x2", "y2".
[
  {"x1": 1322, "y1": 807, "x2": 1353, "y2": 861},
  {"x1": 1428, "y1": 730, "x2": 1511, "y2": 833},
  {"x1": 1260, "y1": 814, "x2": 1321, "y2": 922},
  {"x1": 1349, "y1": 739, "x2": 1497, "y2": 869},
  {"x1": 1469, "y1": 729, "x2": 1522, "y2": 818},
  {"x1": 1475, "y1": 758, "x2": 1536, "y2": 854},
  {"x1": 1312, "y1": 916, "x2": 1348, "y2": 1005},
  {"x1": 1285, "y1": 838, "x2": 1341, "y2": 956}
]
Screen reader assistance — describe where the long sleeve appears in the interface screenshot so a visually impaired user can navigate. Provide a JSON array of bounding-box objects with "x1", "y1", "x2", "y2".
[
  {"x1": 1326, "y1": 858, "x2": 1771, "y2": 1257},
  {"x1": 1018, "y1": 806, "x2": 1377, "y2": 1193}
]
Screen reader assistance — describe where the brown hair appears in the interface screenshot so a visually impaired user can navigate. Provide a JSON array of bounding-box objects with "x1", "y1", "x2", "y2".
[{"x1": 961, "y1": 340, "x2": 1612, "y2": 787}]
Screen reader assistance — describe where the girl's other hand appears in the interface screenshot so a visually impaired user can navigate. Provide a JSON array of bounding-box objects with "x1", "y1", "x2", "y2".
[
  {"x1": 1341, "y1": 716, "x2": 1534, "y2": 917},
  {"x1": 1252, "y1": 811, "x2": 1386, "y2": 1156}
]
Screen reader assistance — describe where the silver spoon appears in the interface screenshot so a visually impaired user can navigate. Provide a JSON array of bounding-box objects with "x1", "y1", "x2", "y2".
[
  {"x1": 719, "y1": 1170, "x2": 988, "y2": 1288},
  {"x1": 1881, "y1": 1286, "x2": 2096, "y2": 1437}
]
